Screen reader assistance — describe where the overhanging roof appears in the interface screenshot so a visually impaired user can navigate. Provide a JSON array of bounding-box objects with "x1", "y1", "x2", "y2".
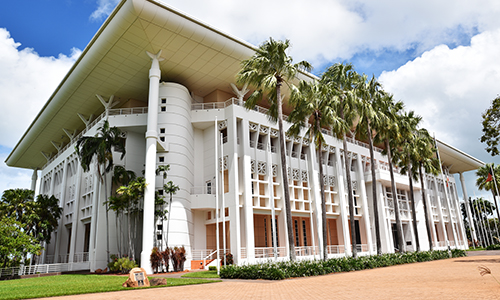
[
  {"x1": 436, "y1": 139, "x2": 484, "y2": 174},
  {"x1": 6, "y1": 0, "x2": 258, "y2": 169}
]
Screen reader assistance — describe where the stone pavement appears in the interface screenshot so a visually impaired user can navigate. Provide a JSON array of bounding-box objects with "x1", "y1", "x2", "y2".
[{"x1": 45, "y1": 252, "x2": 500, "y2": 300}]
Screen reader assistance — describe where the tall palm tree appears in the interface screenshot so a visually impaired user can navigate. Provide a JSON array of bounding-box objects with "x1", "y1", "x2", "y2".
[
  {"x1": 164, "y1": 181, "x2": 180, "y2": 251},
  {"x1": 395, "y1": 111, "x2": 422, "y2": 251},
  {"x1": 236, "y1": 38, "x2": 312, "y2": 261},
  {"x1": 355, "y1": 74, "x2": 385, "y2": 255},
  {"x1": 321, "y1": 62, "x2": 360, "y2": 258},
  {"x1": 374, "y1": 93, "x2": 406, "y2": 253},
  {"x1": 76, "y1": 120, "x2": 126, "y2": 263},
  {"x1": 476, "y1": 163, "x2": 500, "y2": 240},
  {"x1": 413, "y1": 128, "x2": 440, "y2": 250},
  {"x1": 287, "y1": 80, "x2": 346, "y2": 260}
]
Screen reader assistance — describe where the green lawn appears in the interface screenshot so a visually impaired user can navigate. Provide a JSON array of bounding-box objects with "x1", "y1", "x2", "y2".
[
  {"x1": 181, "y1": 270, "x2": 220, "y2": 278},
  {"x1": 0, "y1": 275, "x2": 220, "y2": 300}
]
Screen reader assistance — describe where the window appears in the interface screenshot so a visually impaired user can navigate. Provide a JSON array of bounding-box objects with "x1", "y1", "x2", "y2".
[
  {"x1": 160, "y1": 136, "x2": 165, "y2": 142},
  {"x1": 302, "y1": 220, "x2": 308, "y2": 246},
  {"x1": 158, "y1": 190, "x2": 164, "y2": 196},
  {"x1": 161, "y1": 98, "x2": 166, "y2": 104},
  {"x1": 160, "y1": 128, "x2": 165, "y2": 134},
  {"x1": 206, "y1": 181, "x2": 212, "y2": 194},
  {"x1": 159, "y1": 156, "x2": 164, "y2": 162},
  {"x1": 157, "y1": 224, "x2": 163, "y2": 230},
  {"x1": 161, "y1": 106, "x2": 166, "y2": 112},
  {"x1": 295, "y1": 220, "x2": 299, "y2": 246}
]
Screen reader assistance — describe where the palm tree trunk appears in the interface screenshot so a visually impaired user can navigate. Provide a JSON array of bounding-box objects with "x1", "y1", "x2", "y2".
[
  {"x1": 166, "y1": 193, "x2": 173, "y2": 250},
  {"x1": 316, "y1": 120, "x2": 328, "y2": 261},
  {"x1": 339, "y1": 105, "x2": 357, "y2": 258},
  {"x1": 128, "y1": 203, "x2": 133, "y2": 260},
  {"x1": 419, "y1": 163, "x2": 433, "y2": 251},
  {"x1": 276, "y1": 81, "x2": 296, "y2": 261},
  {"x1": 408, "y1": 159, "x2": 420, "y2": 251},
  {"x1": 367, "y1": 122, "x2": 381, "y2": 255},
  {"x1": 386, "y1": 139, "x2": 405, "y2": 252}
]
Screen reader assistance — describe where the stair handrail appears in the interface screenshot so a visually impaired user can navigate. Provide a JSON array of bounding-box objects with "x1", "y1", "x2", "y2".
[{"x1": 203, "y1": 249, "x2": 218, "y2": 269}]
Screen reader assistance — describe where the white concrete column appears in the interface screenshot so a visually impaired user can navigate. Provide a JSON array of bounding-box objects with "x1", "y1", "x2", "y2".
[
  {"x1": 88, "y1": 171, "x2": 100, "y2": 271},
  {"x1": 69, "y1": 160, "x2": 84, "y2": 263},
  {"x1": 141, "y1": 50, "x2": 163, "y2": 274},
  {"x1": 227, "y1": 110, "x2": 241, "y2": 264},
  {"x1": 241, "y1": 119, "x2": 255, "y2": 262},
  {"x1": 356, "y1": 156, "x2": 374, "y2": 254},
  {"x1": 308, "y1": 144, "x2": 324, "y2": 258},
  {"x1": 31, "y1": 169, "x2": 38, "y2": 192},
  {"x1": 54, "y1": 160, "x2": 69, "y2": 263},
  {"x1": 335, "y1": 149, "x2": 351, "y2": 256}
]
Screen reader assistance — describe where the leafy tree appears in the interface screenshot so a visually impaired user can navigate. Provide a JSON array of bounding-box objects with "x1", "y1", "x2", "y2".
[
  {"x1": 0, "y1": 217, "x2": 41, "y2": 268},
  {"x1": 321, "y1": 62, "x2": 360, "y2": 258},
  {"x1": 355, "y1": 74, "x2": 385, "y2": 255},
  {"x1": 76, "y1": 120, "x2": 126, "y2": 263},
  {"x1": 0, "y1": 189, "x2": 62, "y2": 253},
  {"x1": 481, "y1": 96, "x2": 500, "y2": 156},
  {"x1": 288, "y1": 79, "x2": 345, "y2": 260},
  {"x1": 237, "y1": 38, "x2": 312, "y2": 260}
]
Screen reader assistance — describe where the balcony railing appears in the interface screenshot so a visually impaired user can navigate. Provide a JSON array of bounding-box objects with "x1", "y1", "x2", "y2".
[
  {"x1": 327, "y1": 245, "x2": 345, "y2": 254},
  {"x1": 190, "y1": 186, "x2": 215, "y2": 195}
]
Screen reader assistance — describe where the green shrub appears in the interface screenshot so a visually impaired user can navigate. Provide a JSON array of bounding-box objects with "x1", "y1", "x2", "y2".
[
  {"x1": 486, "y1": 244, "x2": 500, "y2": 250},
  {"x1": 108, "y1": 255, "x2": 138, "y2": 274},
  {"x1": 208, "y1": 266, "x2": 217, "y2": 271},
  {"x1": 219, "y1": 250, "x2": 463, "y2": 280}
]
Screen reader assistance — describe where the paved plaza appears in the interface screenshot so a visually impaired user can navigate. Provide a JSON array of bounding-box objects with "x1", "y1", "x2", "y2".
[{"x1": 46, "y1": 252, "x2": 500, "y2": 300}]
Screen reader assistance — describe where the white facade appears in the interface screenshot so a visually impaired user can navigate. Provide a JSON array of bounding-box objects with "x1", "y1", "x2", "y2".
[{"x1": 6, "y1": 0, "x2": 483, "y2": 273}]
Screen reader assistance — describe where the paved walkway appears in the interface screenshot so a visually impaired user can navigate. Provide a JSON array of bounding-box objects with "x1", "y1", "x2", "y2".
[{"x1": 46, "y1": 252, "x2": 500, "y2": 300}]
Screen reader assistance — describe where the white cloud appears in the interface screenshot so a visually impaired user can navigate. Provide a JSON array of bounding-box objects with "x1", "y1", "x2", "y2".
[
  {"x1": 0, "y1": 28, "x2": 80, "y2": 149},
  {"x1": 90, "y1": 0, "x2": 120, "y2": 21},
  {"x1": 0, "y1": 152, "x2": 32, "y2": 195},
  {"x1": 157, "y1": 0, "x2": 500, "y2": 65},
  {"x1": 379, "y1": 28, "x2": 500, "y2": 164}
]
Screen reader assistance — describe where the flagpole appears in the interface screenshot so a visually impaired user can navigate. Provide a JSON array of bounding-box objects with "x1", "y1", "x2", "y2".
[
  {"x1": 215, "y1": 117, "x2": 220, "y2": 275},
  {"x1": 489, "y1": 164, "x2": 500, "y2": 244}
]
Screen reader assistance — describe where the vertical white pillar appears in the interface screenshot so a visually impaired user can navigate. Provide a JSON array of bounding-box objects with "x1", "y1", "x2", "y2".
[
  {"x1": 54, "y1": 160, "x2": 69, "y2": 263},
  {"x1": 31, "y1": 169, "x2": 38, "y2": 192},
  {"x1": 335, "y1": 149, "x2": 351, "y2": 256},
  {"x1": 69, "y1": 160, "x2": 83, "y2": 263},
  {"x1": 356, "y1": 156, "x2": 373, "y2": 254},
  {"x1": 433, "y1": 178, "x2": 449, "y2": 248},
  {"x1": 88, "y1": 172, "x2": 100, "y2": 271},
  {"x1": 141, "y1": 50, "x2": 163, "y2": 274},
  {"x1": 460, "y1": 173, "x2": 477, "y2": 246},
  {"x1": 228, "y1": 111, "x2": 241, "y2": 264},
  {"x1": 241, "y1": 119, "x2": 255, "y2": 262}
]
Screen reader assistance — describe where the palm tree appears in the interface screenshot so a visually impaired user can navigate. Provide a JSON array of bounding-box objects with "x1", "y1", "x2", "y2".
[
  {"x1": 413, "y1": 128, "x2": 440, "y2": 250},
  {"x1": 355, "y1": 74, "x2": 385, "y2": 255},
  {"x1": 321, "y1": 62, "x2": 360, "y2": 257},
  {"x1": 164, "y1": 181, "x2": 180, "y2": 251},
  {"x1": 116, "y1": 177, "x2": 146, "y2": 260},
  {"x1": 374, "y1": 93, "x2": 406, "y2": 253},
  {"x1": 395, "y1": 111, "x2": 422, "y2": 251},
  {"x1": 236, "y1": 38, "x2": 312, "y2": 261},
  {"x1": 76, "y1": 120, "x2": 126, "y2": 263},
  {"x1": 287, "y1": 80, "x2": 345, "y2": 260},
  {"x1": 476, "y1": 163, "x2": 500, "y2": 240}
]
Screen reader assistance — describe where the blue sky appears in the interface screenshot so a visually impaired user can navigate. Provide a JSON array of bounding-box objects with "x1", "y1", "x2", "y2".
[{"x1": 1, "y1": 0, "x2": 500, "y2": 203}]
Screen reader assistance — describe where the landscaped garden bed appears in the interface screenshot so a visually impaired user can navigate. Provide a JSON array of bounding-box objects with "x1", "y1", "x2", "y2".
[{"x1": 220, "y1": 249, "x2": 467, "y2": 280}]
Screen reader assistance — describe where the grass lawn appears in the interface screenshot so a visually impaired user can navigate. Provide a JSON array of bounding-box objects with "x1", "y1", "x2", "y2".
[
  {"x1": 0, "y1": 275, "x2": 220, "y2": 300},
  {"x1": 181, "y1": 271, "x2": 220, "y2": 278}
]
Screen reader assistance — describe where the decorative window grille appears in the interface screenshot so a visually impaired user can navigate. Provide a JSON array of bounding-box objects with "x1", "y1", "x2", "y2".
[
  {"x1": 301, "y1": 170, "x2": 308, "y2": 182},
  {"x1": 270, "y1": 129, "x2": 279, "y2": 137},
  {"x1": 219, "y1": 155, "x2": 228, "y2": 170},
  {"x1": 272, "y1": 164, "x2": 278, "y2": 177},
  {"x1": 292, "y1": 168, "x2": 300, "y2": 181},
  {"x1": 259, "y1": 126, "x2": 269, "y2": 134},
  {"x1": 250, "y1": 160, "x2": 256, "y2": 173},
  {"x1": 258, "y1": 161, "x2": 267, "y2": 175},
  {"x1": 218, "y1": 120, "x2": 227, "y2": 130},
  {"x1": 249, "y1": 122, "x2": 258, "y2": 131}
]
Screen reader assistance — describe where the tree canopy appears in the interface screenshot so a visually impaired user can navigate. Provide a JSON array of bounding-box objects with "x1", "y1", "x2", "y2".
[{"x1": 481, "y1": 96, "x2": 500, "y2": 156}]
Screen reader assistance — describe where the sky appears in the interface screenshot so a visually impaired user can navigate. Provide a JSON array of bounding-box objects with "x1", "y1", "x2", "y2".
[{"x1": 1, "y1": 0, "x2": 500, "y2": 203}]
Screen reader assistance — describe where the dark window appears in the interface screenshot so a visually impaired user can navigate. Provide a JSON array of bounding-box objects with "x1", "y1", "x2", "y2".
[
  {"x1": 161, "y1": 106, "x2": 166, "y2": 112},
  {"x1": 159, "y1": 156, "x2": 164, "y2": 162},
  {"x1": 161, "y1": 98, "x2": 166, "y2": 104},
  {"x1": 160, "y1": 136, "x2": 165, "y2": 142}
]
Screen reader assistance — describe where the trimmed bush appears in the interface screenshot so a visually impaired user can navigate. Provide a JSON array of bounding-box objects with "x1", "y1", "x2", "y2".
[
  {"x1": 219, "y1": 250, "x2": 467, "y2": 280},
  {"x1": 486, "y1": 244, "x2": 500, "y2": 250},
  {"x1": 208, "y1": 266, "x2": 217, "y2": 271}
]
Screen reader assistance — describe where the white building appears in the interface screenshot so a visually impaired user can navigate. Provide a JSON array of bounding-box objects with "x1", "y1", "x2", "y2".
[{"x1": 6, "y1": 0, "x2": 483, "y2": 274}]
